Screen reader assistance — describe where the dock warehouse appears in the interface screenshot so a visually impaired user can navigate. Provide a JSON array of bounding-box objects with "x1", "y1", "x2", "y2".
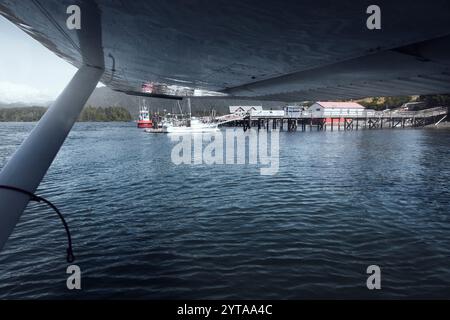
[{"x1": 307, "y1": 101, "x2": 367, "y2": 124}]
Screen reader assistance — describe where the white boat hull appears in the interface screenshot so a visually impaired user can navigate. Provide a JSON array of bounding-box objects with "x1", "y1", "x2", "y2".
[
  {"x1": 166, "y1": 126, "x2": 219, "y2": 133},
  {"x1": 164, "y1": 119, "x2": 219, "y2": 133}
]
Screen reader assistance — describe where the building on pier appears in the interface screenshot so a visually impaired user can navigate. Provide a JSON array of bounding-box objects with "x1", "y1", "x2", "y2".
[
  {"x1": 307, "y1": 101, "x2": 366, "y2": 124},
  {"x1": 229, "y1": 106, "x2": 262, "y2": 116}
]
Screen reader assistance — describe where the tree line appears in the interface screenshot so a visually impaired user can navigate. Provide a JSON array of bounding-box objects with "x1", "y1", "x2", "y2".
[
  {"x1": 78, "y1": 106, "x2": 132, "y2": 122},
  {"x1": 0, "y1": 106, "x2": 132, "y2": 122},
  {"x1": 358, "y1": 94, "x2": 450, "y2": 111}
]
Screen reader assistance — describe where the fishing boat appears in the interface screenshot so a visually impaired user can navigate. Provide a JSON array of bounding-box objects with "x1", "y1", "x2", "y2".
[
  {"x1": 164, "y1": 118, "x2": 219, "y2": 133},
  {"x1": 143, "y1": 98, "x2": 220, "y2": 133},
  {"x1": 137, "y1": 100, "x2": 153, "y2": 128},
  {"x1": 144, "y1": 127, "x2": 167, "y2": 133},
  {"x1": 144, "y1": 119, "x2": 167, "y2": 133}
]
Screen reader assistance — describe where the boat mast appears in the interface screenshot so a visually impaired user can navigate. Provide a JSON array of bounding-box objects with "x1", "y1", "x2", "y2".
[
  {"x1": 177, "y1": 100, "x2": 183, "y2": 117},
  {"x1": 187, "y1": 98, "x2": 192, "y2": 127},
  {"x1": 188, "y1": 97, "x2": 192, "y2": 118}
]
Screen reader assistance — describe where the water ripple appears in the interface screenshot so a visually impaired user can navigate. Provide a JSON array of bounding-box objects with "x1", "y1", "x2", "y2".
[{"x1": 0, "y1": 123, "x2": 450, "y2": 299}]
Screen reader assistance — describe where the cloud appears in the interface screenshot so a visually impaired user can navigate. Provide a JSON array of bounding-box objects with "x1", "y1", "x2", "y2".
[{"x1": 0, "y1": 81, "x2": 54, "y2": 105}]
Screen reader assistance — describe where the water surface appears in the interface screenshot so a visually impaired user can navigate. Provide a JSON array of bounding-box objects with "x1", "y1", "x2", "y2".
[{"x1": 0, "y1": 122, "x2": 449, "y2": 299}]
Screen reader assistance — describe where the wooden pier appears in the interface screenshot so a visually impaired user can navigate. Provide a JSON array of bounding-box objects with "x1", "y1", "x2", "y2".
[{"x1": 218, "y1": 107, "x2": 448, "y2": 132}]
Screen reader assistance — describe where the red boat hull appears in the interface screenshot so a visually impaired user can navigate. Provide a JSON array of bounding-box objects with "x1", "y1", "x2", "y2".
[{"x1": 137, "y1": 120, "x2": 153, "y2": 128}]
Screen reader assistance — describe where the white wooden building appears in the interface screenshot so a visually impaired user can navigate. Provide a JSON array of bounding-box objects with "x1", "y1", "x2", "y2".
[
  {"x1": 306, "y1": 101, "x2": 371, "y2": 123},
  {"x1": 307, "y1": 101, "x2": 365, "y2": 115},
  {"x1": 229, "y1": 106, "x2": 262, "y2": 116}
]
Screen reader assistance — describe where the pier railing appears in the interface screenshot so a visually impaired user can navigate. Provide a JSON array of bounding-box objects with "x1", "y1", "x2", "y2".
[
  {"x1": 250, "y1": 107, "x2": 447, "y2": 119},
  {"x1": 216, "y1": 106, "x2": 447, "y2": 131}
]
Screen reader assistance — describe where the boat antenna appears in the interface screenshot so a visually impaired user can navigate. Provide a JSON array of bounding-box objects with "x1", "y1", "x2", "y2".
[
  {"x1": 188, "y1": 97, "x2": 192, "y2": 118},
  {"x1": 177, "y1": 100, "x2": 183, "y2": 115}
]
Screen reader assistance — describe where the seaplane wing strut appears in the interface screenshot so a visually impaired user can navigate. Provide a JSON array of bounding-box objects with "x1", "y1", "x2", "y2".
[
  {"x1": 0, "y1": 1, "x2": 105, "y2": 251},
  {"x1": 0, "y1": 66, "x2": 103, "y2": 250}
]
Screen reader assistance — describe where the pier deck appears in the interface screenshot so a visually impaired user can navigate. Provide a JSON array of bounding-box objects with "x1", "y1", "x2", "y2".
[{"x1": 218, "y1": 107, "x2": 448, "y2": 131}]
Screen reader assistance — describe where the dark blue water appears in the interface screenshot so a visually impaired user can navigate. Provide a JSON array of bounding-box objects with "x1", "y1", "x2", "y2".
[{"x1": 0, "y1": 122, "x2": 450, "y2": 299}]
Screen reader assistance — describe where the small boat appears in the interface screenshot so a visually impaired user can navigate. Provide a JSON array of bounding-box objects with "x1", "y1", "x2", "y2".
[
  {"x1": 144, "y1": 127, "x2": 167, "y2": 133},
  {"x1": 142, "y1": 98, "x2": 219, "y2": 134},
  {"x1": 144, "y1": 118, "x2": 218, "y2": 133},
  {"x1": 164, "y1": 118, "x2": 219, "y2": 133},
  {"x1": 137, "y1": 100, "x2": 153, "y2": 128},
  {"x1": 163, "y1": 98, "x2": 219, "y2": 133}
]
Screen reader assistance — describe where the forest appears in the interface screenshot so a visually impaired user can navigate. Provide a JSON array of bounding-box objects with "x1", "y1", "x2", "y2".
[{"x1": 0, "y1": 106, "x2": 132, "y2": 122}]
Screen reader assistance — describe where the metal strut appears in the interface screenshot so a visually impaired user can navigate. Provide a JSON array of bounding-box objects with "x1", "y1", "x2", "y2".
[{"x1": 0, "y1": 65, "x2": 104, "y2": 251}]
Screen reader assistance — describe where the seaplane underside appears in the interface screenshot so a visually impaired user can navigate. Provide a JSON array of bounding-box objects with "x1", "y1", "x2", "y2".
[{"x1": 1, "y1": 0, "x2": 450, "y2": 101}]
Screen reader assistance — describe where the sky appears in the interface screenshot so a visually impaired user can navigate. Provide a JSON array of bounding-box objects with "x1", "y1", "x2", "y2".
[{"x1": 0, "y1": 15, "x2": 101, "y2": 105}]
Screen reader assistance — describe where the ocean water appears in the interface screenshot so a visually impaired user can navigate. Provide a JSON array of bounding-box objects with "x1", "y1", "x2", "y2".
[{"x1": 0, "y1": 122, "x2": 449, "y2": 299}]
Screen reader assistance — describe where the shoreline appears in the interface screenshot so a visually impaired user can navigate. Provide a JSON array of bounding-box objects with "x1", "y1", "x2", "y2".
[{"x1": 425, "y1": 121, "x2": 450, "y2": 129}]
